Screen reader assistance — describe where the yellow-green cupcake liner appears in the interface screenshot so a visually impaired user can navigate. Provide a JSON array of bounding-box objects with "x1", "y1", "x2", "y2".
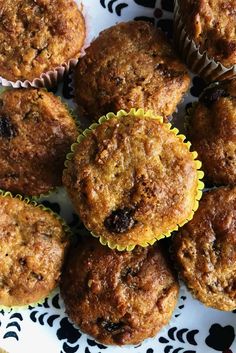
[
  {"x1": 0, "y1": 189, "x2": 72, "y2": 309},
  {"x1": 64, "y1": 108, "x2": 204, "y2": 251}
]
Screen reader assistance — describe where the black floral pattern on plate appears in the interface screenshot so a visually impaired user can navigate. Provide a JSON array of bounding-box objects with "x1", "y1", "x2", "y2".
[
  {"x1": 205, "y1": 324, "x2": 235, "y2": 353},
  {"x1": 100, "y1": 0, "x2": 128, "y2": 16}
]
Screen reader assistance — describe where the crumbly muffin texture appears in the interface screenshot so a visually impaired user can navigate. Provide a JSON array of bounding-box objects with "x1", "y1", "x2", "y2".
[
  {"x1": 0, "y1": 0, "x2": 85, "y2": 81},
  {"x1": 63, "y1": 114, "x2": 199, "y2": 248},
  {"x1": 188, "y1": 79, "x2": 236, "y2": 186},
  {"x1": 0, "y1": 195, "x2": 69, "y2": 307},
  {"x1": 61, "y1": 236, "x2": 179, "y2": 345},
  {"x1": 74, "y1": 21, "x2": 190, "y2": 122},
  {"x1": 0, "y1": 88, "x2": 78, "y2": 196},
  {"x1": 178, "y1": 0, "x2": 236, "y2": 68},
  {"x1": 173, "y1": 187, "x2": 236, "y2": 311}
]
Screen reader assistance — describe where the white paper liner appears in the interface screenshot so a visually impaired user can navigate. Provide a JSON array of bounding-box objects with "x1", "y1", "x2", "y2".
[
  {"x1": 0, "y1": 0, "x2": 87, "y2": 89},
  {"x1": 174, "y1": 0, "x2": 236, "y2": 82}
]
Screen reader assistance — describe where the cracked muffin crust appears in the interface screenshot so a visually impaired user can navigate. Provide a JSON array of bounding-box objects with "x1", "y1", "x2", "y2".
[
  {"x1": 63, "y1": 112, "x2": 200, "y2": 249},
  {"x1": 0, "y1": 0, "x2": 85, "y2": 82},
  {"x1": 188, "y1": 79, "x2": 236, "y2": 186},
  {"x1": 0, "y1": 88, "x2": 78, "y2": 196},
  {"x1": 172, "y1": 187, "x2": 236, "y2": 311},
  {"x1": 60, "y1": 236, "x2": 179, "y2": 345},
  {"x1": 74, "y1": 21, "x2": 190, "y2": 122},
  {"x1": 178, "y1": 0, "x2": 236, "y2": 68},
  {"x1": 0, "y1": 194, "x2": 70, "y2": 307}
]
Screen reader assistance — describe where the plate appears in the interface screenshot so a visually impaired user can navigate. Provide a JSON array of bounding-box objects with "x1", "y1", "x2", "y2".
[{"x1": 0, "y1": 1, "x2": 235, "y2": 353}]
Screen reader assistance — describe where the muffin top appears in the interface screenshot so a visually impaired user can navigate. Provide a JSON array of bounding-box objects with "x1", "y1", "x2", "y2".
[
  {"x1": 63, "y1": 112, "x2": 200, "y2": 249},
  {"x1": 60, "y1": 236, "x2": 179, "y2": 345},
  {"x1": 0, "y1": 0, "x2": 85, "y2": 81},
  {"x1": 74, "y1": 21, "x2": 190, "y2": 122},
  {"x1": 0, "y1": 88, "x2": 78, "y2": 196},
  {"x1": 178, "y1": 0, "x2": 236, "y2": 68},
  {"x1": 188, "y1": 79, "x2": 236, "y2": 186},
  {"x1": 172, "y1": 187, "x2": 236, "y2": 311},
  {"x1": 0, "y1": 194, "x2": 69, "y2": 307}
]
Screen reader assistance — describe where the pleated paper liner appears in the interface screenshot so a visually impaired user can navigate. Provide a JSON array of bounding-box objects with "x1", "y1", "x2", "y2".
[
  {"x1": 174, "y1": 0, "x2": 236, "y2": 82},
  {"x1": 64, "y1": 108, "x2": 204, "y2": 251},
  {"x1": 0, "y1": 189, "x2": 72, "y2": 310}
]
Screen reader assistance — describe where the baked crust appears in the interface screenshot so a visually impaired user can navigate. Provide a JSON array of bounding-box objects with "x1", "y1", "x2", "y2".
[
  {"x1": 63, "y1": 114, "x2": 199, "y2": 248},
  {"x1": 179, "y1": 0, "x2": 236, "y2": 68},
  {"x1": 61, "y1": 236, "x2": 179, "y2": 345},
  {"x1": 74, "y1": 21, "x2": 190, "y2": 122},
  {"x1": 0, "y1": 0, "x2": 85, "y2": 81},
  {"x1": 0, "y1": 195, "x2": 69, "y2": 307},
  {"x1": 0, "y1": 88, "x2": 78, "y2": 196},
  {"x1": 188, "y1": 79, "x2": 236, "y2": 186},
  {"x1": 172, "y1": 187, "x2": 236, "y2": 311}
]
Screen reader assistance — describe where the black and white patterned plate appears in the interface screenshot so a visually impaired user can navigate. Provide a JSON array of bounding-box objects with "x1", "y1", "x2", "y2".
[{"x1": 0, "y1": 1, "x2": 235, "y2": 352}]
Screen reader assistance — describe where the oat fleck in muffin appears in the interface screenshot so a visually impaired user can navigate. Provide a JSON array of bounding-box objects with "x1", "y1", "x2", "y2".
[
  {"x1": 74, "y1": 21, "x2": 190, "y2": 122},
  {"x1": 60, "y1": 236, "x2": 179, "y2": 345},
  {"x1": 178, "y1": 0, "x2": 236, "y2": 69},
  {"x1": 172, "y1": 187, "x2": 236, "y2": 311},
  {"x1": 188, "y1": 79, "x2": 236, "y2": 186},
  {"x1": 0, "y1": 0, "x2": 85, "y2": 82},
  {"x1": 0, "y1": 88, "x2": 78, "y2": 196},
  {"x1": 63, "y1": 111, "x2": 201, "y2": 250},
  {"x1": 0, "y1": 194, "x2": 69, "y2": 307}
]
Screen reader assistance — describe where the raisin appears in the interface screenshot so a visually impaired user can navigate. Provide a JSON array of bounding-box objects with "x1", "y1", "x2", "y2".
[
  {"x1": 0, "y1": 116, "x2": 17, "y2": 138},
  {"x1": 199, "y1": 87, "x2": 229, "y2": 107},
  {"x1": 97, "y1": 318, "x2": 123, "y2": 332},
  {"x1": 104, "y1": 207, "x2": 136, "y2": 233}
]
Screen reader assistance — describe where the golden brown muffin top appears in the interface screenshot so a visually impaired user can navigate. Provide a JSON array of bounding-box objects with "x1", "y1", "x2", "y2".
[
  {"x1": 0, "y1": 0, "x2": 85, "y2": 81},
  {"x1": 63, "y1": 114, "x2": 199, "y2": 249},
  {"x1": 74, "y1": 21, "x2": 190, "y2": 122},
  {"x1": 60, "y1": 236, "x2": 179, "y2": 345},
  {"x1": 178, "y1": 0, "x2": 236, "y2": 68},
  {"x1": 0, "y1": 195, "x2": 69, "y2": 307},
  {"x1": 0, "y1": 88, "x2": 78, "y2": 196},
  {"x1": 172, "y1": 187, "x2": 236, "y2": 311},
  {"x1": 188, "y1": 79, "x2": 236, "y2": 186}
]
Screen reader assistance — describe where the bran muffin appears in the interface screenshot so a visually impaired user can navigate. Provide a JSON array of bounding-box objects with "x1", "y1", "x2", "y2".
[
  {"x1": 188, "y1": 79, "x2": 236, "y2": 186},
  {"x1": 63, "y1": 110, "x2": 203, "y2": 250},
  {"x1": 0, "y1": 0, "x2": 85, "y2": 82},
  {"x1": 177, "y1": 0, "x2": 236, "y2": 69},
  {"x1": 172, "y1": 187, "x2": 236, "y2": 311},
  {"x1": 0, "y1": 193, "x2": 70, "y2": 307},
  {"x1": 60, "y1": 235, "x2": 179, "y2": 345},
  {"x1": 0, "y1": 88, "x2": 78, "y2": 196},
  {"x1": 74, "y1": 21, "x2": 190, "y2": 122}
]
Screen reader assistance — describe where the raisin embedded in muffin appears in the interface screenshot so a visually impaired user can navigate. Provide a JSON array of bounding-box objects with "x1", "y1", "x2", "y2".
[
  {"x1": 188, "y1": 79, "x2": 236, "y2": 186},
  {"x1": 63, "y1": 110, "x2": 202, "y2": 250},
  {"x1": 0, "y1": 194, "x2": 70, "y2": 307},
  {"x1": 177, "y1": 0, "x2": 236, "y2": 69},
  {"x1": 0, "y1": 0, "x2": 85, "y2": 82},
  {"x1": 172, "y1": 187, "x2": 236, "y2": 311},
  {"x1": 0, "y1": 88, "x2": 78, "y2": 196},
  {"x1": 74, "y1": 21, "x2": 190, "y2": 122},
  {"x1": 60, "y1": 235, "x2": 179, "y2": 345}
]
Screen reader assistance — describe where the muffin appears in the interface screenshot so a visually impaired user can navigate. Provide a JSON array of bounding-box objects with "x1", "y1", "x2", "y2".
[
  {"x1": 60, "y1": 235, "x2": 179, "y2": 345},
  {"x1": 63, "y1": 109, "x2": 203, "y2": 250},
  {"x1": 0, "y1": 192, "x2": 70, "y2": 307},
  {"x1": 174, "y1": 0, "x2": 236, "y2": 81},
  {"x1": 188, "y1": 79, "x2": 236, "y2": 186},
  {"x1": 172, "y1": 187, "x2": 236, "y2": 311},
  {"x1": 0, "y1": 0, "x2": 85, "y2": 83},
  {"x1": 0, "y1": 88, "x2": 78, "y2": 196},
  {"x1": 74, "y1": 21, "x2": 190, "y2": 122}
]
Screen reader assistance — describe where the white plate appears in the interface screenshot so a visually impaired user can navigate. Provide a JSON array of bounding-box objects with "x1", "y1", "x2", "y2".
[{"x1": 0, "y1": 1, "x2": 235, "y2": 353}]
